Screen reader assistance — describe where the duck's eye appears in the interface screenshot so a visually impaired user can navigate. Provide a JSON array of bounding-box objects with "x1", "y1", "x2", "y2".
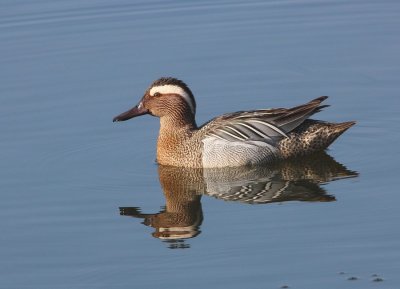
[{"x1": 153, "y1": 92, "x2": 161, "y2": 97}]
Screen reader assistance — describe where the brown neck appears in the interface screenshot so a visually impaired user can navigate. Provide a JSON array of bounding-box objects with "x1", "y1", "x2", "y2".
[
  {"x1": 156, "y1": 109, "x2": 197, "y2": 165},
  {"x1": 159, "y1": 107, "x2": 197, "y2": 135}
]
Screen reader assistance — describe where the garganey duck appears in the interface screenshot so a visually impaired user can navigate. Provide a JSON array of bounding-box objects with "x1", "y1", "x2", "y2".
[{"x1": 113, "y1": 77, "x2": 355, "y2": 168}]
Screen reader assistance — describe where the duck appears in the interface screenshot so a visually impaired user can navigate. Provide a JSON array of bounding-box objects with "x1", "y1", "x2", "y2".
[{"x1": 113, "y1": 77, "x2": 355, "y2": 168}]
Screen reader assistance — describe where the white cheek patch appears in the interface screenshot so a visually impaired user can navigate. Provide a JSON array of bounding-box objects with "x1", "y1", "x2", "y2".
[{"x1": 150, "y1": 85, "x2": 195, "y2": 114}]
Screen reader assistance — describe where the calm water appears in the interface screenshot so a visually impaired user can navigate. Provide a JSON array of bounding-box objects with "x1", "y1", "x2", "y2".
[{"x1": 1, "y1": 0, "x2": 399, "y2": 288}]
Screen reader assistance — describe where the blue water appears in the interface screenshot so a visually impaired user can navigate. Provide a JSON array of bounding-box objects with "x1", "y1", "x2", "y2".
[{"x1": 1, "y1": 0, "x2": 399, "y2": 288}]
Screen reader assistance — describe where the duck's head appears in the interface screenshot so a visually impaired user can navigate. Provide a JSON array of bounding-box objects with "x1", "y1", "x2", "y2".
[{"x1": 113, "y1": 77, "x2": 196, "y2": 122}]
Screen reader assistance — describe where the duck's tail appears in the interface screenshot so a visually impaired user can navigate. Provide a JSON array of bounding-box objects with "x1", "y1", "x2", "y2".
[{"x1": 278, "y1": 120, "x2": 356, "y2": 158}]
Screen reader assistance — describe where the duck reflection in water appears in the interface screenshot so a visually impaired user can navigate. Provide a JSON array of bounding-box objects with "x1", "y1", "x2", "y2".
[{"x1": 120, "y1": 152, "x2": 357, "y2": 248}]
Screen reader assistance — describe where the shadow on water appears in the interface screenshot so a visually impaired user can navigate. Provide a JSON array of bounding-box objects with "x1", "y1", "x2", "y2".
[{"x1": 120, "y1": 152, "x2": 357, "y2": 249}]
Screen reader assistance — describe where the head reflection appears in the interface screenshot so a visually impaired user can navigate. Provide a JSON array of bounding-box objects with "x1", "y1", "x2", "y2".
[{"x1": 120, "y1": 152, "x2": 357, "y2": 248}]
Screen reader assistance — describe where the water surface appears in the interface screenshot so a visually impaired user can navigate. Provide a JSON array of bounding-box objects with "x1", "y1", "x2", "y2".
[{"x1": 1, "y1": 0, "x2": 399, "y2": 288}]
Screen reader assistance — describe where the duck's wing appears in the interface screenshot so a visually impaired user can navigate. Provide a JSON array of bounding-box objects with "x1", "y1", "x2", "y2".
[{"x1": 201, "y1": 96, "x2": 329, "y2": 143}]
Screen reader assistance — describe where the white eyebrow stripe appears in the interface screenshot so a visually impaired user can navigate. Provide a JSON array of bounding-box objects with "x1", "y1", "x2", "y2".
[{"x1": 150, "y1": 85, "x2": 195, "y2": 114}]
